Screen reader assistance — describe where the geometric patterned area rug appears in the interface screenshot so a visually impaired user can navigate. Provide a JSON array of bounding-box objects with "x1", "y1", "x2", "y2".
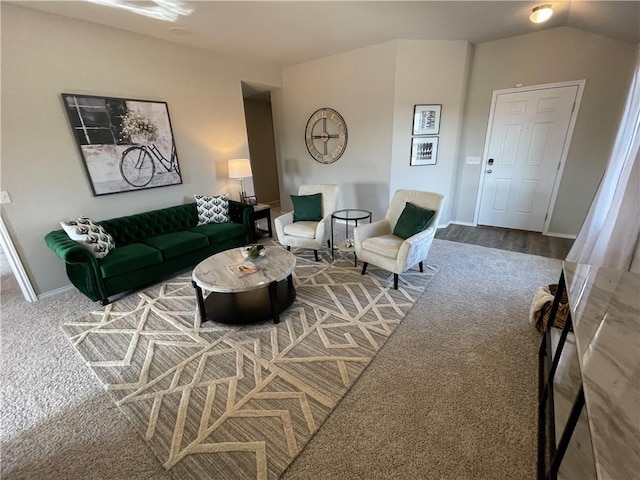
[{"x1": 61, "y1": 244, "x2": 437, "y2": 479}]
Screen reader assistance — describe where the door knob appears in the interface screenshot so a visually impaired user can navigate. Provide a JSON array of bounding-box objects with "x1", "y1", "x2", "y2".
[{"x1": 486, "y1": 169, "x2": 493, "y2": 174}]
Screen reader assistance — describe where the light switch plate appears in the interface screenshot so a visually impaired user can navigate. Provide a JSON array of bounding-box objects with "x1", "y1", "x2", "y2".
[{"x1": 466, "y1": 156, "x2": 481, "y2": 165}]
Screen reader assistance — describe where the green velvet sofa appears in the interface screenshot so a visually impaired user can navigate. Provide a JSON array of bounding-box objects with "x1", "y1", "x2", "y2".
[{"x1": 45, "y1": 201, "x2": 252, "y2": 304}]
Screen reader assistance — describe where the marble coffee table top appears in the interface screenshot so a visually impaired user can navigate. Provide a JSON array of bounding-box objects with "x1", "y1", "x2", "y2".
[
  {"x1": 192, "y1": 246, "x2": 295, "y2": 294},
  {"x1": 563, "y1": 261, "x2": 640, "y2": 480}
]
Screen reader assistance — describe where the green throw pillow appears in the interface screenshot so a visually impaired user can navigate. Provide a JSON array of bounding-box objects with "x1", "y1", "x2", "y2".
[
  {"x1": 393, "y1": 202, "x2": 436, "y2": 239},
  {"x1": 291, "y1": 193, "x2": 323, "y2": 222}
]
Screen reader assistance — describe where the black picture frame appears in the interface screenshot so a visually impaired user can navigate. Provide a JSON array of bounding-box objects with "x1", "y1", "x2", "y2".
[
  {"x1": 243, "y1": 195, "x2": 258, "y2": 206},
  {"x1": 412, "y1": 104, "x2": 442, "y2": 136},
  {"x1": 61, "y1": 93, "x2": 182, "y2": 196},
  {"x1": 410, "y1": 136, "x2": 438, "y2": 166}
]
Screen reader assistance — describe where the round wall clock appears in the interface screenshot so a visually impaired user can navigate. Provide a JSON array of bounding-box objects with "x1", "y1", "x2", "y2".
[{"x1": 304, "y1": 107, "x2": 348, "y2": 164}]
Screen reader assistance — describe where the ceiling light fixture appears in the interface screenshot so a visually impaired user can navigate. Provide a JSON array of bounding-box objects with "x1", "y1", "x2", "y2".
[
  {"x1": 530, "y1": 4, "x2": 554, "y2": 24},
  {"x1": 86, "y1": 0, "x2": 193, "y2": 22}
]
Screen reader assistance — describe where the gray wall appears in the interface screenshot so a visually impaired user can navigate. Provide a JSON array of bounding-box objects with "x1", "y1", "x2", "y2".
[
  {"x1": 1, "y1": 5, "x2": 282, "y2": 294},
  {"x1": 389, "y1": 40, "x2": 471, "y2": 223},
  {"x1": 272, "y1": 41, "x2": 398, "y2": 220},
  {"x1": 272, "y1": 39, "x2": 472, "y2": 223},
  {"x1": 457, "y1": 27, "x2": 636, "y2": 235}
]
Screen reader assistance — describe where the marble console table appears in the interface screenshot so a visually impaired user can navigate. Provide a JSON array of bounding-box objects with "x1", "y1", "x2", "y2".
[{"x1": 538, "y1": 261, "x2": 640, "y2": 479}]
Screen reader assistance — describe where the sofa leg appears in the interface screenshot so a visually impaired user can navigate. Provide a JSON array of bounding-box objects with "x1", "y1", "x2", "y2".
[
  {"x1": 393, "y1": 274, "x2": 399, "y2": 290},
  {"x1": 327, "y1": 239, "x2": 331, "y2": 248},
  {"x1": 287, "y1": 246, "x2": 291, "y2": 251},
  {"x1": 419, "y1": 261, "x2": 424, "y2": 272},
  {"x1": 361, "y1": 262, "x2": 368, "y2": 275},
  {"x1": 314, "y1": 250, "x2": 319, "y2": 262},
  {"x1": 100, "y1": 298, "x2": 110, "y2": 306}
]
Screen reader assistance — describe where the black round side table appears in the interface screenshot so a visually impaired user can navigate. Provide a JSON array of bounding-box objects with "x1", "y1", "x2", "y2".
[{"x1": 330, "y1": 208, "x2": 372, "y2": 266}]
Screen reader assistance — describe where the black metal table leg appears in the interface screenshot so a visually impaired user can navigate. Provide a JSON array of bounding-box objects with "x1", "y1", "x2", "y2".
[
  {"x1": 353, "y1": 219, "x2": 358, "y2": 267},
  {"x1": 192, "y1": 281, "x2": 207, "y2": 324},
  {"x1": 331, "y1": 215, "x2": 335, "y2": 260},
  {"x1": 268, "y1": 281, "x2": 279, "y2": 324},
  {"x1": 547, "y1": 387, "x2": 585, "y2": 480}
]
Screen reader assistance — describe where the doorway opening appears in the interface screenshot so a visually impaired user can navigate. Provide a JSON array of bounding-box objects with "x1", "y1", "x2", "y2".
[
  {"x1": 0, "y1": 215, "x2": 37, "y2": 302},
  {"x1": 241, "y1": 82, "x2": 281, "y2": 212}
]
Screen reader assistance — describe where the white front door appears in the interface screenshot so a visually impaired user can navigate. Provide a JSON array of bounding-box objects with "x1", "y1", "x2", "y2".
[{"x1": 477, "y1": 85, "x2": 579, "y2": 231}]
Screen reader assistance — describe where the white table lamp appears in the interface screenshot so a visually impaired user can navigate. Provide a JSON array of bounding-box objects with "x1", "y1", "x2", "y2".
[{"x1": 228, "y1": 158, "x2": 252, "y2": 201}]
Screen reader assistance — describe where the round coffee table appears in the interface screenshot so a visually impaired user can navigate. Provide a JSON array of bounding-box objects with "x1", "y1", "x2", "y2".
[{"x1": 192, "y1": 246, "x2": 296, "y2": 325}]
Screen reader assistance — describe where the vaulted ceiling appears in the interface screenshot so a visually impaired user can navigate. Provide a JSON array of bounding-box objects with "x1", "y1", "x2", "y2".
[{"x1": 13, "y1": 1, "x2": 640, "y2": 67}]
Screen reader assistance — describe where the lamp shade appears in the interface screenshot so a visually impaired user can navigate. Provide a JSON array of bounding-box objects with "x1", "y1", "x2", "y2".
[{"x1": 228, "y1": 158, "x2": 252, "y2": 178}]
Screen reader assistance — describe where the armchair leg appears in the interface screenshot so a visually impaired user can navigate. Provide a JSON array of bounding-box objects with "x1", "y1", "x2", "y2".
[
  {"x1": 393, "y1": 274, "x2": 399, "y2": 290},
  {"x1": 100, "y1": 298, "x2": 110, "y2": 306},
  {"x1": 361, "y1": 262, "x2": 368, "y2": 275},
  {"x1": 287, "y1": 246, "x2": 291, "y2": 251},
  {"x1": 314, "y1": 250, "x2": 319, "y2": 262},
  {"x1": 419, "y1": 261, "x2": 424, "y2": 273},
  {"x1": 327, "y1": 239, "x2": 330, "y2": 248}
]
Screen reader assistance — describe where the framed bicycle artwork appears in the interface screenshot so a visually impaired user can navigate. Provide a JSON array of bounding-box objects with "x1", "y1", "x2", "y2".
[{"x1": 61, "y1": 93, "x2": 182, "y2": 196}]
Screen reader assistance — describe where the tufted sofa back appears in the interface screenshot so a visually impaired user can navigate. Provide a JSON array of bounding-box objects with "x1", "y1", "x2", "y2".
[{"x1": 100, "y1": 203, "x2": 199, "y2": 246}]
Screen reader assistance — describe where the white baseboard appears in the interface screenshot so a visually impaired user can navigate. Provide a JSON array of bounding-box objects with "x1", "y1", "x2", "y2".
[
  {"x1": 38, "y1": 284, "x2": 75, "y2": 300},
  {"x1": 439, "y1": 220, "x2": 476, "y2": 229},
  {"x1": 545, "y1": 232, "x2": 577, "y2": 240},
  {"x1": 449, "y1": 220, "x2": 477, "y2": 227}
]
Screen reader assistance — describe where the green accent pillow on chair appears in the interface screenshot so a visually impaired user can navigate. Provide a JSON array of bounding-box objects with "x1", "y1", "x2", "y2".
[
  {"x1": 291, "y1": 193, "x2": 323, "y2": 222},
  {"x1": 393, "y1": 202, "x2": 436, "y2": 239}
]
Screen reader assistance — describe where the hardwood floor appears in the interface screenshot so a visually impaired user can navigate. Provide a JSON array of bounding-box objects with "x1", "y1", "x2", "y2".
[{"x1": 435, "y1": 224, "x2": 574, "y2": 260}]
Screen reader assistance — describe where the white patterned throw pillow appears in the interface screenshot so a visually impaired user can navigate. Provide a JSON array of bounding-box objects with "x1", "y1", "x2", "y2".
[
  {"x1": 60, "y1": 216, "x2": 115, "y2": 259},
  {"x1": 195, "y1": 194, "x2": 230, "y2": 225}
]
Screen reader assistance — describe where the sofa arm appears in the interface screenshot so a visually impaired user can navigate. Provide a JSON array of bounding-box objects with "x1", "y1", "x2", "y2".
[
  {"x1": 228, "y1": 200, "x2": 253, "y2": 243},
  {"x1": 45, "y1": 230, "x2": 96, "y2": 265},
  {"x1": 44, "y1": 230, "x2": 108, "y2": 302}
]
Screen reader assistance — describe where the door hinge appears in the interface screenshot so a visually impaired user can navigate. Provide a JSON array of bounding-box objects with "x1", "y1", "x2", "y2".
[
  {"x1": 545, "y1": 212, "x2": 548, "y2": 221},
  {"x1": 571, "y1": 102, "x2": 576, "y2": 114},
  {"x1": 557, "y1": 161, "x2": 561, "y2": 171}
]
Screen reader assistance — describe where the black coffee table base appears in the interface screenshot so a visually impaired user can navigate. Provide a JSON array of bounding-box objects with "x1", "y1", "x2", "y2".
[{"x1": 193, "y1": 275, "x2": 296, "y2": 325}]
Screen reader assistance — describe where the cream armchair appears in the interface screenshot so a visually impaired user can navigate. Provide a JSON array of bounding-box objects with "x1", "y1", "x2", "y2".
[
  {"x1": 275, "y1": 184, "x2": 339, "y2": 261},
  {"x1": 354, "y1": 190, "x2": 444, "y2": 289}
]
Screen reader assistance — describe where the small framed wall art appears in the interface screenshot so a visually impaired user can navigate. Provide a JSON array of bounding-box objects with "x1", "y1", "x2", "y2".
[
  {"x1": 412, "y1": 104, "x2": 441, "y2": 136},
  {"x1": 410, "y1": 136, "x2": 438, "y2": 166}
]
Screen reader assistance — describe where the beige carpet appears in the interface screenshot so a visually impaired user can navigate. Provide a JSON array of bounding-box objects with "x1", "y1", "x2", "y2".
[{"x1": 61, "y1": 245, "x2": 437, "y2": 479}]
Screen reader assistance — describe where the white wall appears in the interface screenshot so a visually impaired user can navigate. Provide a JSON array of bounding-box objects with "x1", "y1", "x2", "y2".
[
  {"x1": 389, "y1": 40, "x2": 471, "y2": 224},
  {"x1": 1, "y1": 5, "x2": 282, "y2": 294},
  {"x1": 456, "y1": 27, "x2": 636, "y2": 235},
  {"x1": 272, "y1": 41, "x2": 398, "y2": 220},
  {"x1": 272, "y1": 39, "x2": 471, "y2": 223}
]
